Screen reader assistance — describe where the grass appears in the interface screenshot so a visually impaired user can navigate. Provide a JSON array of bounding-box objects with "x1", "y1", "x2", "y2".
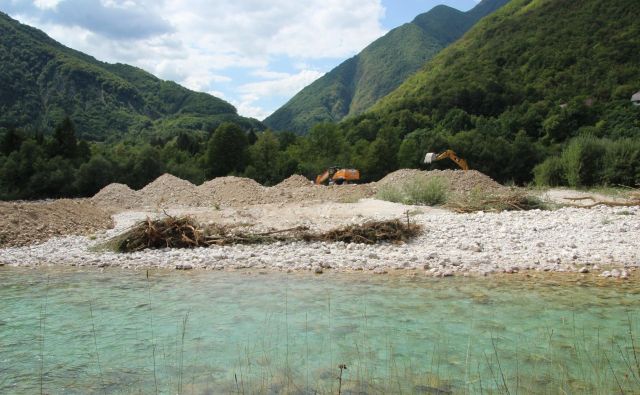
[
  {"x1": 377, "y1": 176, "x2": 549, "y2": 213},
  {"x1": 375, "y1": 184, "x2": 405, "y2": 203},
  {"x1": 376, "y1": 176, "x2": 450, "y2": 206},
  {"x1": 404, "y1": 176, "x2": 449, "y2": 206}
]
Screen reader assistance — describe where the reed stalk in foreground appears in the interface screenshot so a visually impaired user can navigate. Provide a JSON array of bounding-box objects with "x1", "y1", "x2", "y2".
[
  {"x1": 89, "y1": 301, "x2": 105, "y2": 394},
  {"x1": 145, "y1": 270, "x2": 159, "y2": 395},
  {"x1": 39, "y1": 276, "x2": 49, "y2": 395}
]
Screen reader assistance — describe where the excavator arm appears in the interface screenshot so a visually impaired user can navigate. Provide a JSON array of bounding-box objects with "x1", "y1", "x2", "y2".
[
  {"x1": 315, "y1": 169, "x2": 331, "y2": 184},
  {"x1": 424, "y1": 149, "x2": 469, "y2": 171},
  {"x1": 315, "y1": 167, "x2": 360, "y2": 185}
]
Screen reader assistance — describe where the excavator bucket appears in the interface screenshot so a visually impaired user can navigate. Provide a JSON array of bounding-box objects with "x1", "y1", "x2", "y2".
[{"x1": 424, "y1": 153, "x2": 437, "y2": 164}]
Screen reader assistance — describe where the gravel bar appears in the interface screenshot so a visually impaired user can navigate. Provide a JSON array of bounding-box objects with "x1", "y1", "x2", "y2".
[{"x1": 2, "y1": 205, "x2": 639, "y2": 278}]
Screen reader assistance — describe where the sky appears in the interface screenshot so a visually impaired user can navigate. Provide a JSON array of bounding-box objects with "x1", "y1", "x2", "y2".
[{"x1": 2, "y1": 0, "x2": 479, "y2": 120}]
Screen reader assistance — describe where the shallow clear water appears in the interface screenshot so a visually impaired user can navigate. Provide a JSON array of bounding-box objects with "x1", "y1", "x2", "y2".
[{"x1": 1, "y1": 267, "x2": 639, "y2": 394}]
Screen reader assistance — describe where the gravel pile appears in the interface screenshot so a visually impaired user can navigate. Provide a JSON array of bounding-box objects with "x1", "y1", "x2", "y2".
[
  {"x1": 376, "y1": 169, "x2": 505, "y2": 194},
  {"x1": 89, "y1": 169, "x2": 507, "y2": 211},
  {"x1": 0, "y1": 199, "x2": 113, "y2": 247},
  {"x1": 92, "y1": 183, "x2": 139, "y2": 209},
  {"x1": 197, "y1": 176, "x2": 267, "y2": 206},
  {"x1": 274, "y1": 175, "x2": 313, "y2": 189},
  {"x1": 139, "y1": 174, "x2": 201, "y2": 207}
]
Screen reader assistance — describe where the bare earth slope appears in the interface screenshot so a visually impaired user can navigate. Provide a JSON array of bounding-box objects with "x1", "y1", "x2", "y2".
[{"x1": 0, "y1": 199, "x2": 114, "y2": 247}]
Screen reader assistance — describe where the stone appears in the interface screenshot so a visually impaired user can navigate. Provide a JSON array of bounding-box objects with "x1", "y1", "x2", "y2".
[
  {"x1": 175, "y1": 264, "x2": 193, "y2": 270},
  {"x1": 578, "y1": 267, "x2": 589, "y2": 274}
]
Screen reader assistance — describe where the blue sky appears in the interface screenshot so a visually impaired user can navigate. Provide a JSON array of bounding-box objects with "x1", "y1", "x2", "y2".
[{"x1": 2, "y1": 0, "x2": 479, "y2": 120}]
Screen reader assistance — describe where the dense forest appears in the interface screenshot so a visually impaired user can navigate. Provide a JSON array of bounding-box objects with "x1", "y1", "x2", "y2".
[
  {"x1": 357, "y1": 0, "x2": 640, "y2": 186},
  {"x1": 1, "y1": 0, "x2": 639, "y2": 200},
  {"x1": 264, "y1": 0, "x2": 509, "y2": 134}
]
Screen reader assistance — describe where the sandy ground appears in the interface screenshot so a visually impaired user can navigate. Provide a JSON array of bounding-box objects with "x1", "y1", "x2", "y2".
[{"x1": 107, "y1": 199, "x2": 446, "y2": 234}]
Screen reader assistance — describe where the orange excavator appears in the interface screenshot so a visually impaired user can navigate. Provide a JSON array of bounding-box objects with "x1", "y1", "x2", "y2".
[
  {"x1": 423, "y1": 150, "x2": 469, "y2": 170},
  {"x1": 315, "y1": 167, "x2": 360, "y2": 185}
]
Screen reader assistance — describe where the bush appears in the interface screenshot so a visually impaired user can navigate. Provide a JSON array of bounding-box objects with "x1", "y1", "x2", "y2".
[
  {"x1": 376, "y1": 176, "x2": 449, "y2": 206},
  {"x1": 404, "y1": 176, "x2": 449, "y2": 205},
  {"x1": 375, "y1": 184, "x2": 404, "y2": 203},
  {"x1": 533, "y1": 156, "x2": 566, "y2": 186},
  {"x1": 561, "y1": 135, "x2": 605, "y2": 187},
  {"x1": 602, "y1": 139, "x2": 640, "y2": 186}
]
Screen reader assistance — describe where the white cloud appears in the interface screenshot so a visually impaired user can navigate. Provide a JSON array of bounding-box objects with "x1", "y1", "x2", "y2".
[
  {"x1": 240, "y1": 69, "x2": 325, "y2": 98},
  {"x1": 33, "y1": 0, "x2": 61, "y2": 9},
  {"x1": 7, "y1": 0, "x2": 388, "y2": 118},
  {"x1": 235, "y1": 69, "x2": 325, "y2": 119}
]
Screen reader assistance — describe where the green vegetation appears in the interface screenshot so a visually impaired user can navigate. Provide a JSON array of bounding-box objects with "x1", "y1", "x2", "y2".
[
  {"x1": 0, "y1": 12, "x2": 262, "y2": 142},
  {"x1": 2, "y1": 0, "x2": 640, "y2": 200},
  {"x1": 376, "y1": 176, "x2": 449, "y2": 206},
  {"x1": 404, "y1": 176, "x2": 449, "y2": 205},
  {"x1": 534, "y1": 136, "x2": 640, "y2": 187},
  {"x1": 354, "y1": 0, "x2": 640, "y2": 188},
  {"x1": 264, "y1": 0, "x2": 509, "y2": 134}
]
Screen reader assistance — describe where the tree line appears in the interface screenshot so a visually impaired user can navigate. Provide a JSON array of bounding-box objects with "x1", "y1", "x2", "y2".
[{"x1": 1, "y1": 106, "x2": 639, "y2": 201}]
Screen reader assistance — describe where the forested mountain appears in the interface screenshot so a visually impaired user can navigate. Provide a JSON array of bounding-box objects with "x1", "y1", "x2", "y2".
[
  {"x1": 2, "y1": 0, "x2": 639, "y2": 201},
  {"x1": 340, "y1": 0, "x2": 640, "y2": 185},
  {"x1": 263, "y1": 0, "x2": 509, "y2": 134},
  {"x1": 0, "y1": 12, "x2": 262, "y2": 141}
]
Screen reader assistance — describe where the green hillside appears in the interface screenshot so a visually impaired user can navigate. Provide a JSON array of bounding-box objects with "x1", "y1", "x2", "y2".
[
  {"x1": 336, "y1": 0, "x2": 640, "y2": 185},
  {"x1": 264, "y1": 0, "x2": 509, "y2": 134},
  {"x1": 0, "y1": 12, "x2": 262, "y2": 141}
]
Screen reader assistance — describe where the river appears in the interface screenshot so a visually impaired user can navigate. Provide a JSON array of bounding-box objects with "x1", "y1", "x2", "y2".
[{"x1": 1, "y1": 267, "x2": 638, "y2": 394}]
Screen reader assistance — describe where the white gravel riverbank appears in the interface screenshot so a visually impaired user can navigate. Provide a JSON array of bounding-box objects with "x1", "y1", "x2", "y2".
[{"x1": 1, "y1": 202, "x2": 639, "y2": 278}]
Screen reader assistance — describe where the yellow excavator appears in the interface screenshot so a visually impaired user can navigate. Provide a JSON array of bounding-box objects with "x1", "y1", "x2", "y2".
[
  {"x1": 315, "y1": 167, "x2": 360, "y2": 185},
  {"x1": 424, "y1": 150, "x2": 469, "y2": 171}
]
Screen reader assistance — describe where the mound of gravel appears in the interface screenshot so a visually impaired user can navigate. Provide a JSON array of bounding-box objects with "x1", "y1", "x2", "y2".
[
  {"x1": 274, "y1": 175, "x2": 312, "y2": 189},
  {"x1": 377, "y1": 169, "x2": 504, "y2": 194},
  {"x1": 0, "y1": 199, "x2": 114, "y2": 247},
  {"x1": 198, "y1": 176, "x2": 266, "y2": 206},
  {"x1": 138, "y1": 174, "x2": 200, "y2": 207},
  {"x1": 90, "y1": 169, "x2": 506, "y2": 210},
  {"x1": 92, "y1": 183, "x2": 139, "y2": 209}
]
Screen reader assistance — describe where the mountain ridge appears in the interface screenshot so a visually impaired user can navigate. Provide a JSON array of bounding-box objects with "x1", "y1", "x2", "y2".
[
  {"x1": 263, "y1": 0, "x2": 509, "y2": 134},
  {"x1": 0, "y1": 11, "x2": 262, "y2": 140}
]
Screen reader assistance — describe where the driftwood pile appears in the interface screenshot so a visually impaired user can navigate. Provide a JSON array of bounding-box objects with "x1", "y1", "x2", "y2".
[
  {"x1": 305, "y1": 220, "x2": 421, "y2": 244},
  {"x1": 564, "y1": 189, "x2": 640, "y2": 208},
  {"x1": 445, "y1": 190, "x2": 545, "y2": 213},
  {"x1": 107, "y1": 216, "x2": 422, "y2": 253}
]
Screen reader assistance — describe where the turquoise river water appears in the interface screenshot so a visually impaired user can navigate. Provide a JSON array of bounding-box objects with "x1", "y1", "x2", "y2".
[{"x1": 1, "y1": 267, "x2": 639, "y2": 394}]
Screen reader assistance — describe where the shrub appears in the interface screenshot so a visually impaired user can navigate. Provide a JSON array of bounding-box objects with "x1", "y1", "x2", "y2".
[
  {"x1": 376, "y1": 176, "x2": 449, "y2": 206},
  {"x1": 533, "y1": 156, "x2": 566, "y2": 186},
  {"x1": 404, "y1": 176, "x2": 449, "y2": 205},
  {"x1": 561, "y1": 135, "x2": 605, "y2": 187},
  {"x1": 602, "y1": 139, "x2": 640, "y2": 186},
  {"x1": 375, "y1": 184, "x2": 404, "y2": 203}
]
